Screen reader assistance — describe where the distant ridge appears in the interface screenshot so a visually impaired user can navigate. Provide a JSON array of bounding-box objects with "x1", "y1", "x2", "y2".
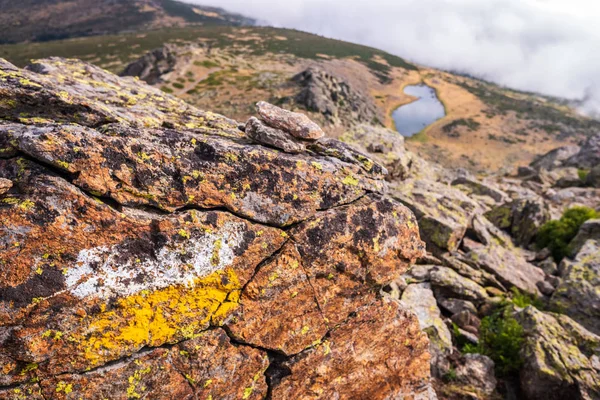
[{"x1": 0, "y1": 0, "x2": 254, "y2": 44}]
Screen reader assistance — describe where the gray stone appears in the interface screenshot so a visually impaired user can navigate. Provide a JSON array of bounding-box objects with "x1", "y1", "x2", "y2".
[
  {"x1": 0, "y1": 178, "x2": 11, "y2": 195},
  {"x1": 516, "y1": 306, "x2": 600, "y2": 400},
  {"x1": 121, "y1": 44, "x2": 178, "y2": 84},
  {"x1": 451, "y1": 176, "x2": 508, "y2": 203},
  {"x1": 438, "y1": 298, "x2": 478, "y2": 316},
  {"x1": 244, "y1": 117, "x2": 305, "y2": 153},
  {"x1": 530, "y1": 145, "x2": 580, "y2": 171},
  {"x1": 454, "y1": 354, "x2": 497, "y2": 397},
  {"x1": 565, "y1": 133, "x2": 600, "y2": 170},
  {"x1": 569, "y1": 218, "x2": 600, "y2": 256},
  {"x1": 536, "y1": 280, "x2": 555, "y2": 296},
  {"x1": 256, "y1": 101, "x2": 324, "y2": 140},
  {"x1": 430, "y1": 266, "x2": 489, "y2": 304},
  {"x1": 586, "y1": 164, "x2": 600, "y2": 188},
  {"x1": 550, "y1": 240, "x2": 600, "y2": 335}
]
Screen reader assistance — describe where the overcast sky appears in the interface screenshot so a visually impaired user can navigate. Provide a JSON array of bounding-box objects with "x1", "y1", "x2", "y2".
[{"x1": 191, "y1": 0, "x2": 600, "y2": 117}]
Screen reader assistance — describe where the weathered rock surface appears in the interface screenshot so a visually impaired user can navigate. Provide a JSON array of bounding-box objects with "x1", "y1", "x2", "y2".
[
  {"x1": 486, "y1": 195, "x2": 551, "y2": 247},
  {"x1": 516, "y1": 306, "x2": 600, "y2": 400},
  {"x1": 339, "y1": 124, "x2": 413, "y2": 181},
  {"x1": 0, "y1": 178, "x2": 11, "y2": 195},
  {"x1": 530, "y1": 145, "x2": 580, "y2": 171},
  {"x1": 392, "y1": 179, "x2": 482, "y2": 252},
  {"x1": 121, "y1": 44, "x2": 178, "y2": 84},
  {"x1": 244, "y1": 116, "x2": 305, "y2": 153},
  {"x1": 430, "y1": 266, "x2": 488, "y2": 305},
  {"x1": 256, "y1": 100, "x2": 324, "y2": 140},
  {"x1": 0, "y1": 58, "x2": 430, "y2": 398},
  {"x1": 293, "y1": 67, "x2": 382, "y2": 126},
  {"x1": 565, "y1": 133, "x2": 600, "y2": 170},
  {"x1": 550, "y1": 240, "x2": 600, "y2": 335}
]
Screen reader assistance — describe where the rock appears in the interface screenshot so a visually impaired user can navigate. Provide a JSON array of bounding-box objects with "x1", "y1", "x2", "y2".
[
  {"x1": 121, "y1": 45, "x2": 178, "y2": 84},
  {"x1": 440, "y1": 253, "x2": 505, "y2": 291},
  {"x1": 518, "y1": 166, "x2": 537, "y2": 177},
  {"x1": 270, "y1": 300, "x2": 433, "y2": 400},
  {"x1": 586, "y1": 164, "x2": 600, "y2": 188},
  {"x1": 568, "y1": 218, "x2": 600, "y2": 256},
  {"x1": 401, "y1": 283, "x2": 453, "y2": 378},
  {"x1": 451, "y1": 310, "x2": 481, "y2": 331},
  {"x1": 0, "y1": 58, "x2": 430, "y2": 397},
  {"x1": 537, "y1": 257, "x2": 558, "y2": 276},
  {"x1": 466, "y1": 241, "x2": 545, "y2": 296},
  {"x1": 546, "y1": 187, "x2": 600, "y2": 211},
  {"x1": 486, "y1": 195, "x2": 551, "y2": 247},
  {"x1": 256, "y1": 101, "x2": 324, "y2": 140},
  {"x1": 536, "y1": 280, "x2": 555, "y2": 296},
  {"x1": 530, "y1": 145, "x2": 580, "y2": 171},
  {"x1": 403, "y1": 264, "x2": 437, "y2": 283},
  {"x1": 292, "y1": 67, "x2": 382, "y2": 126},
  {"x1": 244, "y1": 116, "x2": 305, "y2": 153},
  {"x1": 454, "y1": 354, "x2": 497, "y2": 397},
  {"x1": 0, "y1": 178, "x2": 11, "y2": 195},
  {"x1": 516, "y1": 306, "x2": 600, "y2": 400},
  {"x1": 552, "y1": 167, "x2": 584, "y2": 188},
  {"x1": 438, "y1": 298, "x2": 478, "y2": 316},
  {"x1": 339, "y1": 124, "x2": 412, "y2": 181},
  {"x1": 392, "y1": 179, "x2": 482, "y2": 252},
  {"x1": 451, "y1": 176, "x2": 508, "y2": 203},
  {"x1": 550, "y1": 240, "x2": 600, "y2": 335},
  {"x1": 565, "y1": 133, "x2": 600, "y2": 170},
  {"x1": 307, "y1": 137, "x2": 387, "y2": 177},
  {"x1": 430, "y1": 267, "x2": 489, "y2": 304}
]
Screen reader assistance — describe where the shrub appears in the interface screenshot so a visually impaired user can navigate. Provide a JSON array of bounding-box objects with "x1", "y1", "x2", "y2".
[
  {"x1": 536, "y1": 206, "x2": 599, "y2": 261},
  {"x1": 172, "y1": 82, "x2": 184, "y2": 89},
  {"x1": 509, "y1": 287, "x2": 544, "y2": 310},
  {"x1": 463, "y1": 305, "x2": 524, "y2": 376}
]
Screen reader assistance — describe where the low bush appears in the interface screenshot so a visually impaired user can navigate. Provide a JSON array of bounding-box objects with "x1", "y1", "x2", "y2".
[{"x1": 536, "y1": 206, "x2": 599, "y2": 261}]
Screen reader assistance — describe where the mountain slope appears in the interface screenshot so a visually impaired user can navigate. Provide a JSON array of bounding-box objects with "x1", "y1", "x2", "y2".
[{"x1": 0, "y1": 0, "x2": 253, "y2": 44}]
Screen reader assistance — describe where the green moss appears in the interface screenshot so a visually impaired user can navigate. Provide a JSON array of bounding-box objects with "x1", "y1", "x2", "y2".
[
  {"x1": 536, "y1": 206, "x2": 599, "y2": 261},
  {"x1": 462, "y1": 304, "x2": 524, "y2": 376},
  {"x1": 577, "y1": 169, "x2": 590, "y2": 181}
]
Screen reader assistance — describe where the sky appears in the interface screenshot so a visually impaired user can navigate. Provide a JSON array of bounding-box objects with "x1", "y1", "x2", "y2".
[{"x1": 191, "y1": 0, "x2": 600, "y2": 117}]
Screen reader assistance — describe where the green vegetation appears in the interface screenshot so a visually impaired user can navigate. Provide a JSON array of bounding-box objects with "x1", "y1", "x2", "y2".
[
  {"x1": 193, "y1": 60, "x2": 220, "y2": 68},
  {"x1": 577, "y1": 169, "x2": 590, "y2": 181},
  {"x1": 0, "y1": 26, "x2": 416, "y2": 82},
  {"x1": 172, "y1": 82, "x2": 184, "y2": 89},
  {"x1": 442, "y1": 118, "x2": 480, "y2": 133},
  {"x1": 442, "y1": 368, "x2": 458, "y2": 382},
  {"x1": 462, "y1": 305, "x2": 524, "y2": 376},
  {"x1": 509, "y1": 287, "x2": 544, "y2": 310},
  {"x1": 536, "y1": 206, "x2": 599, "y2": 261}
]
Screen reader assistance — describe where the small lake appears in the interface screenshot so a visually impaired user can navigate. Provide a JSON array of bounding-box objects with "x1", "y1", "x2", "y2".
[{"x1": 392, "y1": 85, "x2": 445, "y2": 137}]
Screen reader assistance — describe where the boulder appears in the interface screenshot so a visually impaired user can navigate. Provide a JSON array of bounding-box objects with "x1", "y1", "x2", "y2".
[
  {"x1": 256, "y1": 101, "x2": 324, "y2": 140},
  {"x1": 244, "y1": 116, "x2": 305, "y2": 153},
  {"x1": 565, "y1": 133, "x2": 600, "y2": 170},
  {"x1": 486, "y1": 195, "x2": 551, "y2": 247},
  {"x1": 454, "y1": 354, "x2": 497, "y2": 397},
  {"x1": 292, "y1": 67, "x2": 382, "y2": 126},
  {"x1": 0, "y1": 58, "x2": 431, "y2": 398},
  {"x1": 550, "y1": 240, "x2": 600, "y2": 335},
  {"x1": 401, "y1": 283, "x2": 453, "y2": 377},
  {"x1": 568, "y1": 218, "x2": 600, "y2": 256},
  {"x1": 586, "y1": 164, "x2": 600, "y2": 188},
  {"x1": 339, "y1": 124, "x2": 412, "y2": 181},
  {"x1": 529, "y1": 145, "x2": 580, "y2": 171},
  {"x1": 392, "y1": 179, "x2": 482, "y2": 252},
  {"x1": 516, "y1": 306, "x2": 600, "y2": 400},
  {"x1": 430, "y1": 266, "x2": 489, "y2": 304},
  {"x1": 0, "y1": 178, "x2": 11, "y2": 195},
  {"x1": 451, "y1": 176, "x2": 508, "y2": 203},
  {"x1": 552, "y1": 167, "x2": 584, "y2": 188},
  {"x1": 466, "y1": 241, "x2": 545, "y2": 296},
  {"x1": 121, "y1": 45, "x2": 178, "y2": 84}
]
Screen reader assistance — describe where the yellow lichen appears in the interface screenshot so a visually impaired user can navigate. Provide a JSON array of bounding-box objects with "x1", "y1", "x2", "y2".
[
  {"x1": 55, "y1": 381, "x2": 73, "y2": 394},
  {"x1": 77, "y1": 269, "x2": 241, "y2": 365},
  {"x1": 342, "y1": 175, "x2": 359, "y2": 186}
]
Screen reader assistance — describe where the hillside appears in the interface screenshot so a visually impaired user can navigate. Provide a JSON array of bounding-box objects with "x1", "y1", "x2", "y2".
[
  {"x1": 1, "y1": 24, "x2": 597, "y2": 172},
  {"x1": 0, "y1": 0, "x2": 253, "y2": 44}
]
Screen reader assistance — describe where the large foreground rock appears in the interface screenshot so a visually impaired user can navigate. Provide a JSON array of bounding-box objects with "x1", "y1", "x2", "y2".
[
  {"x1": 516, "y1": 306, "x2": 600, "y2": 400},
  {"x1": 550, "y1": 240, "x2": 600, "y2": 335},
  {"x1": 0, "y1": 58, "x2": 431, "y2": 398}
]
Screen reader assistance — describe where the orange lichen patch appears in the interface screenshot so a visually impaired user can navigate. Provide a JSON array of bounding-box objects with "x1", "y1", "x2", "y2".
[{"x1": 74, "y1": 268, "x2": 241, "y2": 366}]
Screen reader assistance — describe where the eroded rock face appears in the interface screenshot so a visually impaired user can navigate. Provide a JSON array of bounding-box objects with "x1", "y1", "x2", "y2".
[
  {"x1": 0, "y1": 58, "x2": 430, "y2": 399},
  {"x1": 121, "y1": 44, "x2": 178, "y2": 84},
  {"x1": 517, "y1": 306, "x2": 600, "y2": 400}
]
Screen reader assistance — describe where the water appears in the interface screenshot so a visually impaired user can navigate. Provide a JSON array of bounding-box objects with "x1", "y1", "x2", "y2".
[{"x1": 392, "y1": 85, "x2": 445, "y2": 137}]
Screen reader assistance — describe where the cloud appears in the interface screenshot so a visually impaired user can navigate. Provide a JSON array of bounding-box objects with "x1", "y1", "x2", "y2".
[{"x1": 190, "y1": 0, "x2": 600, "y2": 117}]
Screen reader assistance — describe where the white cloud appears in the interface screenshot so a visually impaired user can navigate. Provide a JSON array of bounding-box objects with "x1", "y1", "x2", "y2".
[{"x1": 191, "y1": 0, "x2": 600, "y2": 116}]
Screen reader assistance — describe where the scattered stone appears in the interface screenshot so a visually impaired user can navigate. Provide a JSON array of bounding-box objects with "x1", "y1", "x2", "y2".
[
  {"x1": 516, "y1": 306, "x2": 600, "y2": 400},
  {"x1": 244, "y1": 116, "x2": 305, "y2": 153},
  {"x1": 537, "y1": 257, "x2": 558, "y2": 276},
  {"x1": 0, "y1": 178, "x2": 11, "y2": 195},
  {"x1": 430, "y1": 266, "x2": 489, "y2": 304},
  {"x1": 438, "y1": 298, "x2": 478, "y2": 316},
  {"x1": 256, "y1": 101, "x2": 324, "y2": 140},
  {"x1": 451, "y1": 310, "x2": 481, "y2": 331},
  {"x1": 121, "y1": 44, "x2": 178, "y2": 84},
  {"x1": 454, "y1": 354, "x2": 497, "y2": 397},
  {"x1": 536, "y1": 280, "x2": 555, "y2": 296}
]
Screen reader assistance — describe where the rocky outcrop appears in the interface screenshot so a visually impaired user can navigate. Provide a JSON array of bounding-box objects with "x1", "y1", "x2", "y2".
[
  {"x1": 293, "y1": 67, "x2": 382, "y2": 126},
  {"x1": 550, "y1": 240, "x2": 600, "y2": 335},
  {"x1": 516, "y1": 306, "x2": 600, "y2": 400},
  {"x1": 564, "y1": 133, "x2": 600, "y2": 170},
  {"x1": 121, "y1": 45, "x2": 178, "y2": 84},
  {"x1": 0, "y1": 58, "x2": 432, "y2": 399},
  {"x1": 530, "y1": 145, "x2": 580, "y2": 171},
  {"x1": 392, "y1": 179, "x2": 482, "y2": 252}
]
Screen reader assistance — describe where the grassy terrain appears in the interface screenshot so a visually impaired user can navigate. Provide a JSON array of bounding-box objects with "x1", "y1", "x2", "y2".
[{"x1": 0, "y1": 26, "x2": 416, "y2": 81}]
